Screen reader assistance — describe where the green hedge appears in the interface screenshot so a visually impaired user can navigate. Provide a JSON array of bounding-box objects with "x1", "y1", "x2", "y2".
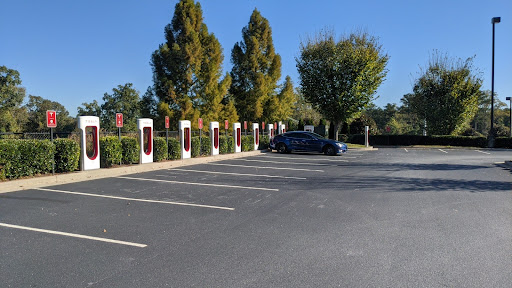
[
  {"x1": 241, "y1": 135, "x2": 254, "y2": 151},
  {"x1": 219, "y1": 135, "x2": 233, "y2": 154},
  {"x1": 348, "y1": 134, "x2": 488, "y2": 147},
  {"x1": 168, "y1": 138, "x2": 181, "y2": 160},
  {"x1": 259, "y1": 135, "x2": 269, "y2": 150},
  {"x1": 495, "y1": 137, "x2": 512, "y2": 148},
  {"x1": 100, "y1": 136, "x2": 122, "y2": 168},
  {"x1": 121, "y1": 136, "x2": 139, "y2": 164},
  {"x1": 0, "y1": 139, "x2": 55, "y2": 179},
  {"x1": 54, "y1": 138, "x2": 79, "y2": 173},
  {"x1": 154, "y1": 137, "x2": 168, "y2": 162}
]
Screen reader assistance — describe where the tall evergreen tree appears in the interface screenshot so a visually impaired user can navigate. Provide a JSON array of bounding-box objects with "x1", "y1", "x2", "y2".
[
  {"x1": 230, "y1": 9, "x2": 282, "y2": 123},
  {"x1": 151, "y1": 0, "x2": 235, "y2": 130},
  {"x1": 263, "y1": 76, "x2": 296, "y2": 122}
]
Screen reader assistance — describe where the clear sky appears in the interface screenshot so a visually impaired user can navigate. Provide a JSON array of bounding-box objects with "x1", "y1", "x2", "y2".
[{"x1": 1, "y1": 0, "x2": 511, "y2": 117}]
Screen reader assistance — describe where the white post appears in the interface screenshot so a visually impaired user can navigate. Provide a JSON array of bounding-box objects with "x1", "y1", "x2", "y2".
[
  {"x1": 252, "y1": 123, "x2": 259, "y2": 151},
  {"x1": 365, "y1": 126, "x2": 370, "y2": 148},
  {"x1": 233, "y1": 122, "x2": 241, "y2": 153},
  {"x1": 179, "y1": 120, "x2": 191, "y2": 159},
  {"x1": 210, "y1": 121, "x2": 219, "y2": 156},
  {"x1": 77, "y1": 116, "x2": 100, "y2": 171}
]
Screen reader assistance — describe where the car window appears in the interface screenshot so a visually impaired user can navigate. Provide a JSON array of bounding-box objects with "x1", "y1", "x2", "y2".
[
  {"x1": 308, "y1": 132, "x2": 325, "y2": 139},
  {"x1": 285, "y1": 132, "x2": 301, "y2": 138}
]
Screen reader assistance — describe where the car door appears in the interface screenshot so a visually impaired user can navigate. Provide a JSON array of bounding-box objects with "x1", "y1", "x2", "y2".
[{"x1": 303, "y1": 133, "x2": 322, "y2": 152}]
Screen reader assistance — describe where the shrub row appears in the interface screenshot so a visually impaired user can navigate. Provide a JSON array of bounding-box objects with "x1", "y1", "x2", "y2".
[
  {"x1": 0, "y1": 134, "x2": 271, "y2": 179},
  {"x1": 347, "y1": 134, "x2": 489, "y2": 147}
]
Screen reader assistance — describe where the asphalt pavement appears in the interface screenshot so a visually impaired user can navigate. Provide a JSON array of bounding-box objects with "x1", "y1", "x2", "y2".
[{"x1": 1, "y1": 148, "x2": 511, "y2": 287}]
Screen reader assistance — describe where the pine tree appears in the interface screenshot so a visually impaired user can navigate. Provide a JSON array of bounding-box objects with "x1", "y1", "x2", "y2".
[
  {"x1": 264, "y1": 75, "x2": 296, "y2": 122},
  {"x1": 151, "y1": 0, "x2": 235, "y2": 130},
  {"x1": 230, "y1": 9, "x2": 282, "y2": 123}
]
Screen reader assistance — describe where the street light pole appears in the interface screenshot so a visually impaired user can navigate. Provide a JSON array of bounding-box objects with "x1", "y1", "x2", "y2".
[
  {"x1": 490, "y1": 16, "x2": 501, "y2": 147},
  {"x1": 507, "y1": 97, "x2": 512, "y2": 137}
]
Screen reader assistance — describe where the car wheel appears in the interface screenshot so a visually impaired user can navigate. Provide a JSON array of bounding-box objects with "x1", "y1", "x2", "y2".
[
  {"x1": 277, "y1": 143, "x2": 288, "y2": 154},
  {"x1": 324, "y1": 145, "x2": 336, "y2": 156}
]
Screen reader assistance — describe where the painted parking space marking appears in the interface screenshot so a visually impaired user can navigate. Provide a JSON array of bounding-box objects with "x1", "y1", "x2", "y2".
[
  {"x1": 404, "y1": 148, "x2": 409, "y2": 152},
  {"x1": 0, "y1": 222, "x2": 147, "y2": 248},
  {"x1": 253, "y1": 155, "x2": 350, "y2": 162},
  {"x1": 35, "y1": 188, "x2": 235, "y2": 211},
  {"x1": 475, "y1": 150, "x2": 491, "y2": 155},
  {"x1": 208, "y1": 163, "x2": 324, "y2": 172},
  {"x1": 117, "y1": 176, "x2": 279, "y2": 192},
  {"x1": 169, "y1": 168, "x2": 306, "y2": 180},
  {"x1": 438, "y1": 149, "x2": 449, "y2": 154},
  {"x1": 235, "y1": 159, "x2": 342, "y2": 166}
]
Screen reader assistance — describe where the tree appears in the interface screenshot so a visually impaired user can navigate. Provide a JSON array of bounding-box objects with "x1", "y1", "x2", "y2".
[
  {"x1": 77, "y1": 100, "x2": 102, "y2": 117},
  {"x1": 100, "y1": 83, "x2": 141, "y2": 131},
  {"x1": 263, "y1": 76, "x2": 296, "y2": 122},
  {"x1": 403, "y1": 52, "x2": 482, "y2": 135},
  {"x1": 25, "y1": 95, "x2": 75, "y2": 132},
  {"x1": 292, "y1": 89, "x2": 323, "y2": 126},
  {"x1": 230, "y1": 8, "x2": 282, "y2": 123},
  {"x1": 296, "y1": 30, "x2": 389, "y2": 139},
  {"x1": 151, "y1": 0, "x2": 235, "y2": 130},
  {"x1": 140, "y1": 86, "x2": 158, "y2": 119},
  {"x1": 0, "y1": 66, "x2": 26, "y2": 132}
]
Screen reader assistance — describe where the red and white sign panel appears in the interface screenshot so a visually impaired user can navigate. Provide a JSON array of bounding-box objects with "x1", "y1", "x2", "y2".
[
  {"x1": 165, "y1": 116, "x2": 170, "y2": 129},
  {"x1": 116, "y1": 113, "x2": 123, "y2": 128},
  {"x1": 274, "y1": 122, "x2": 277, "y2": 130},
  {"x1": 244, "y1": 121, "x2": 247, "y2": 130},
  {"x1": 262, "y1": 122, "x2": 265, "y2": 129},
  {"x1": 224, "y1": 120, "x2": 229, "y2": 130},
  {"x1": 198, "y1": 118, "x2": 203, "y2": 130},
  {"x1": 46, "y1": 110, "x2": 57, "y2": 128}
]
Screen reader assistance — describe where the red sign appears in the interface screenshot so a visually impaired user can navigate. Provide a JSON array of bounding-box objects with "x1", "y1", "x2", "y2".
[
  {"x1": 244, "y1": 121, "x2": 247, "y2": 130},
  {"x1": 116, "y1": 113, "x2": 123, "y2": 128},
  {"x1": 262, "y1": 122, "x2": 265, "y2": 129},
  {"x1": 165, "y1": 116, "x2": 170, "y2": 129},
  {"x1": 198, "y1": 118, "x2": 203, "y2": 130},
  {"x1": 224, "y1": 120, "x2": 229, "y2": 130},
  {"x1": 274, "y1": 122, "x2": 277, "y2": 130},
  {"x1": 46, "y1": 110, "x2": 57, "y2": 128}
]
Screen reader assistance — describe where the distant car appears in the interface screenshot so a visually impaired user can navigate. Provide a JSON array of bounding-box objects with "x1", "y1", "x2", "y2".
[{"x1": 269, "y1": 131, "x2": 348, "y2": 155}]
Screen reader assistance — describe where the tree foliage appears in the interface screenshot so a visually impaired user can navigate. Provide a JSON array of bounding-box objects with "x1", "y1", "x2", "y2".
[
  {"x1": 263, "y1": 76, "x2": 296, "y2": 122},
  {"x1": 230, "y1": 9, "x2": 282, "y2": 123},
  {"x1": 296, "y1": 30, "x2": 389, "y2": 139},
  {"x1": 151, "y1": 0, "x2": 235, "y2": 130},
  {"x1": 100, "y1": 83, "x2": 141, "y2": 131},
  {"x1": 25, "y1": 95, "x2": 75, "y2": 132},
  {"x1": 403, "y1": 52, "x2": 482, "y2": 135},
  {"x1": 0, "y1": 66, "x2": 27, "y2": 132}
]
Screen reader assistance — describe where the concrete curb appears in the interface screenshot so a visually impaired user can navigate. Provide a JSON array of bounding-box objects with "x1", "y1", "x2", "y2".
[{"x1": 0, "y1": 150, "x2": 268, "y2": 193}]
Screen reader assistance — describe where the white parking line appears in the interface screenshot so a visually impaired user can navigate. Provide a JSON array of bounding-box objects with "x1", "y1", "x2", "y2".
[
  {"x1": 404, "y1": 148, "x2": 409, "y2": 152},
  {"x1": 35, "y1": 188, "x2": 234, "y2": 211},
  {"x1": 117, "y1": 176, "x2": 279, "y2": 192},
  {"x1": 253, "y1": 155, "x2": 350, "y2": 162},
  {"x1": 438, "y1": 149, "x2": 448, "y2": 154},
  {"x1": 475, "y1": 150, "x2": 491, "y2": 155},
  {"x1": 208, "y1": 163, "x2": 324, "y2": 172},
  {"x1": 235, "y1": 159, "x2": 341, "y2": 166},
  {"x1": 0, "y1": 222, "x2": 147, "y2": 248},
  {"x1": 169, "y1": 168, "x2": 306, "y2": 180}
]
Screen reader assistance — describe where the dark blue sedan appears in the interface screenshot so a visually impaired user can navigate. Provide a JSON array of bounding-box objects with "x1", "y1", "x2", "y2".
[{"x1": 269, "y1": 131, "x2": 348, "y2": 155}]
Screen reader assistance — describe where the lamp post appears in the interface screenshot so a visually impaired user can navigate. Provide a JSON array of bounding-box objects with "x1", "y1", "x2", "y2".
[
  {"x1": 507, "y1": 97, "x2": 511, "y2": 137},
  {"x1": 489, "y1": 16, "x2": 501, "y2": 147}
]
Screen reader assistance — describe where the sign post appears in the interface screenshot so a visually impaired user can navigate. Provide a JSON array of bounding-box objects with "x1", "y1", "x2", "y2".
[
  {"x1": 224, "y1": 120, "x2": 229, "y2": 138},
  {"x1": 244, "y1": 121, "x2": 247, "y2": 136},
  {"x1": 116, "y1": 113, "x2": 123, "y2": 165},
  {"x1": 262, "y1": 121, "x2": 265, "y2": 136},
  {"x1": 198, "y1": 118, "x2": 203, "y2": 156},
  {"x1": 46, "y1": 110, "x2": 57, "y2": 175},
  {"x1": 165, "y1": 116, "x2": 170, "y2": 152}
]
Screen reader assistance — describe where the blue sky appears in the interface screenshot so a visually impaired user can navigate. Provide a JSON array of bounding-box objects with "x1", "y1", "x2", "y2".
[{"x1": 1, "y1": 0, "x2": 511, "y2": 117}]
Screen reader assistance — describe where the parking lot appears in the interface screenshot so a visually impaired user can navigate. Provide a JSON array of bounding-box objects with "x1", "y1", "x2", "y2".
[{"x1": 1, "y1": 148, "x2": 512, "y2": 287}]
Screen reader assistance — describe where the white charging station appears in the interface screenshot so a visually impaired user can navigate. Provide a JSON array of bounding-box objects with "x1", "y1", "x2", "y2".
[
  {"x1": 210, "y1": 121, "x2": 219, "y2": 156},
  {"x1": 252, "y1": 123, "x2": 259, "y2": 151},
  {"x1": 78, "y1": 116, "x2": 100, "y2": 171},
  {"x1": 233, "y1": 122, "x2": 241, "y2": 153},
  {"x1": 278, "y1": 121, "x2": 283, "y2": 134},
  {"x1": 137, "y1": 118, "x2": 153, "y2": 164},
  {"x1": 268, "y1": 124, "x2": 274, "y2": 137},
  {"x1": 179, "y1": 120, "x2": 191, "y2": 159},
  {"x1": 281, "y1": 124, "x2": 286, "y2": 134},
  {"x1": 304, "y1": 125, "x2": 314, "y2": 132}
]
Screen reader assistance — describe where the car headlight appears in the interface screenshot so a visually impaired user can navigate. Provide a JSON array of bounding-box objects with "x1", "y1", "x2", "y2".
[{"x1": 336, "y1": 143, "x2": 343, "y2": 147}]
